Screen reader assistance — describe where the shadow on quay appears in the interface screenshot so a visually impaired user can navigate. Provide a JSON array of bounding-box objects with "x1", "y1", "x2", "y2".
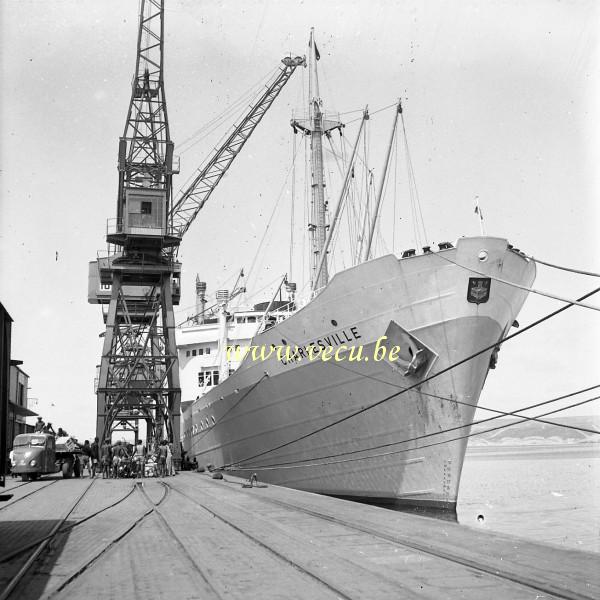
[{"x1": 0, "y1": 518, "x2": 77, "y2": 599}]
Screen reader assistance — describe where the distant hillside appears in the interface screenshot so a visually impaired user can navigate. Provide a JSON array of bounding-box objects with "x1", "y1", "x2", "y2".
[{"x1": 467, "y1": 415, "x2": 600, "y2": 446}]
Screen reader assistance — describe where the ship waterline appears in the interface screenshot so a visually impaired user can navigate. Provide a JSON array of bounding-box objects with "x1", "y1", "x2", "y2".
[{"x1": 180, "y1": 236, "x2": 536, "y2": 508}]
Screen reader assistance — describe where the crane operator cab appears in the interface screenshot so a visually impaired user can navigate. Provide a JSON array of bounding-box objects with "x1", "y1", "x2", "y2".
[{"x1": 123, "y1": 188, "x2": 166, "y2": 237}]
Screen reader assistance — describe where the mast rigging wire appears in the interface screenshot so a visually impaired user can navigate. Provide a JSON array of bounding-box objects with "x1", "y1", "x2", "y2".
[
  {"x1": 177, "y1": 67, "x2": 279, "y2": 154},
  {"x1": 219, "y1": 285, "x2": 600, "y2": 468},
  {"x1": 392, "y1": 125, "x2": 399, "y2": 254},
  {"x1": 345, "y1": 101, "x2": 398, "y2": 124},
  {"x1": 289, "y1": 131, "x2": 298, "y2": 281},
  {"x1": 244, "y1": 140, "x2": 302, "y2": 291},
  {"x1": 401, "y1": 111, "x2": 427, "y2": 248}
]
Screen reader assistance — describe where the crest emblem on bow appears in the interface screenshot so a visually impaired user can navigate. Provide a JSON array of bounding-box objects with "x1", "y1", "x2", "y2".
[{"x1": 467, "y1": 277, "x2": 491, "y2": 304}]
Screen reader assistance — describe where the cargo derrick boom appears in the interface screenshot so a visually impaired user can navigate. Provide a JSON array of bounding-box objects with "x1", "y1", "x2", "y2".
[{"x1": 88, "y1": 0, "x2": 304, "y2": 460}]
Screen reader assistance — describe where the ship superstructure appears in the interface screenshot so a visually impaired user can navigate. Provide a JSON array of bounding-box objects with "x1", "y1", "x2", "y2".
[{"x1": 178, "y1": 296, "x2": 295, "y2": 405}]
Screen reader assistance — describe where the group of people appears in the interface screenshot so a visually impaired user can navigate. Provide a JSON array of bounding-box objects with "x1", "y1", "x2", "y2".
[
  {"x1": 33, "y1": 417, "x2": 70, "y2": 438},
  {"x1": 154, "y1": 440, "x2": 176, "y2": 478},
  {"x1": 98, "y1": 439, "x2": 133, "y2": 478},
  {"x1": 28, "y1": 418, "x2": 194, "y2": 479},
  {"x1": 79, "y1": 438, "x2": 180, "y2": 478},
  {"x1": 80, "y1": 437, "x2": 101, "y2": 477},
  {"x1": 79, "y1": 437, "x2": 131, "y2": 479}
]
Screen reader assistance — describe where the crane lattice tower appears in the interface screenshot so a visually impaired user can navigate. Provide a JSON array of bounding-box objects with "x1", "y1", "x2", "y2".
[{"x1": 88, "y1": 0, "x2": 181, "y2": 454}]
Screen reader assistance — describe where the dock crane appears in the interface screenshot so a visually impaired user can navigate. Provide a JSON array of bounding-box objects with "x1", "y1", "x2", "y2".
[{"x1": 88, "y1": 0, "x2": 305, "y2": 460}]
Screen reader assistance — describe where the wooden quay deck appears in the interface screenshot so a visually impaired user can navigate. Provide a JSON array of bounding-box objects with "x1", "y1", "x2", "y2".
[{"x1": 0, "y1": 472, "x2": 597, "y2": 600}]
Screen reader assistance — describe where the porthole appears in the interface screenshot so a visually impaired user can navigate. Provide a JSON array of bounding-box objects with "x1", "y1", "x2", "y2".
[
  {"x1": 478, "y1": 250, "x2": 488, "y2": 262},
  {"x1": 331, "y1": 319, "x2": 338, "y2": 327}
]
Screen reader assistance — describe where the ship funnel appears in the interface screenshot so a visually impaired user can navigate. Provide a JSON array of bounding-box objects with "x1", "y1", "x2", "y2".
[{"x1": 195, "y1": 277, "x2": 207, "y2": 324}]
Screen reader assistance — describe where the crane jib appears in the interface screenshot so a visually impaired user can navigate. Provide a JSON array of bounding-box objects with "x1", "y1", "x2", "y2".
[{"x1": 169, "y1": 56, "x2": 306, "y2": 238}]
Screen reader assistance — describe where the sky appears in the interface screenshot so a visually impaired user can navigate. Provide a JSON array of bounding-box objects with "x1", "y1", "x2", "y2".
[{"x1": 1, "y1": 0, "x2": 599, "y2": 441}]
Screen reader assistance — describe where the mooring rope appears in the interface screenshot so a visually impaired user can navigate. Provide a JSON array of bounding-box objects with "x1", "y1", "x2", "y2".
[
  {"x1": 237, "y1": 385, "x2": 600, "y2": 470},
  {"x1": 230, "y1": 394, "x2": 600, "y2": 471},
  {"x1": 218, "y1": 285, "x2": 600, "y2": 469},
  {"x1": 188, "y1": 373, "x2": 269, "y2": 451},
  {"x1": 526, "y1": 254, "x2": 600, "y2": 278},
  {"x1": 434, "y1": 253, "x2": 600, "y2": 312}
]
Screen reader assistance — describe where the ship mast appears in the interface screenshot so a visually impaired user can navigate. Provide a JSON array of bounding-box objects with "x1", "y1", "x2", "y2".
[{"x1": 292, "y1": 29, "x2": 341, "y2": 292}]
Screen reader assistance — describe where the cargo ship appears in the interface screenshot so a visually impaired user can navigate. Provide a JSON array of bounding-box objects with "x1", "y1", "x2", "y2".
[{"x1": 178, "y1": 34, "x2": 535, "y2": 510}]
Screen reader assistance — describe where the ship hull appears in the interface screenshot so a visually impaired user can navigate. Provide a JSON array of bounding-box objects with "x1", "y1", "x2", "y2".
[{"x1": 181, "y1": 237, "x2": 535, "y2": 509}]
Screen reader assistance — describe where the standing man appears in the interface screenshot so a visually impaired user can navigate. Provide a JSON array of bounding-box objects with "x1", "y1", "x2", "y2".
[
  {"x1": 157, "y1": 441, "x2": 167, "y2": 477},
  {"x1": 9, "y1": 449, "x2": 16, "y2": 478},
  {"x1": 166, "y1": 442, "x2": 174, "y2": 476},
  {"x1": 112, "y1": 441, "x2": 122, "y2": 478},
  {"x1": 90, "y1": 437, "x2": 100, "y2": 478},
  {"x1": 81, "y1": 440, "x2": 92, "y2": 477},
  {"x1": 101, "y1": 438, "x2": 112, "y2": 479},
  {"x1": 133, "y1": 439, "x2": 145, "y2": 478}
]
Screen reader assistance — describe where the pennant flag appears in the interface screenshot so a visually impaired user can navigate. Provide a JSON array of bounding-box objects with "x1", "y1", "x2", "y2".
[{"x1": 314, "y1": 42, "x2": 321, "y2": 61}]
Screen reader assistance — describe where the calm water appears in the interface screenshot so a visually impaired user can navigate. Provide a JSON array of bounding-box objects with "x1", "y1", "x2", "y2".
[{"x1": 457, "y1": 445, "x2": 600, "y2": 553}]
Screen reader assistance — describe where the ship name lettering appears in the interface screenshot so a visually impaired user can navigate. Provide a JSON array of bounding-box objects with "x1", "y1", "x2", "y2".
[{"x1": 279, "y1": 326, "x2": 362, "y2": 365}]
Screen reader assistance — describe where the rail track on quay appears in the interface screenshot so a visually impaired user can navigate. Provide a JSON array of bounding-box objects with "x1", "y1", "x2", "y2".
[
  {"x1": 162, "y1": 481, "x2": 356, "y2": 600},
  {"x1": 0, "y1": 480, "x2": 59, "y2": 513},
  {"x1": 216, "y1": 478, "x2": 589, "y2": 600},
  {"x1": 188, "y1": 473, "x2": 598, "y2": 600},
  {"x1": 0, "y1": 480, "x2": 137, "y2": 565},
  {"x1": 0, "y1": 478, "x2": 96, "y2": 600},
  {"x1": 1, "y1": 478, "x2": 348, "y2": 600},
  {"x1": 0, "y1": 474, "x2": 596, "y2": 600},
  {"x1": 0, "y1": 478, "x2": 144, "y2": 599}
]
